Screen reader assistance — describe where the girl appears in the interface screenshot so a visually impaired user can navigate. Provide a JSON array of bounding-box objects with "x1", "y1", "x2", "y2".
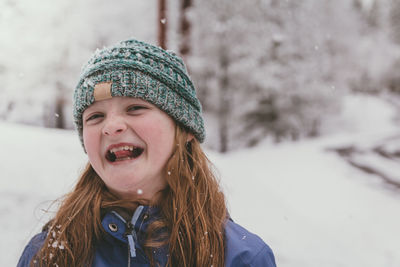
[{"x1": 17, "y1": 39, "x2": 276, "y2": 267}]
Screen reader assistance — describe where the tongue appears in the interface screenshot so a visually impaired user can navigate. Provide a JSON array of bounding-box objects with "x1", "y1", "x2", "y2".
[{"x1": 114, "y1": 150, "x2": 132, "y2": 159}]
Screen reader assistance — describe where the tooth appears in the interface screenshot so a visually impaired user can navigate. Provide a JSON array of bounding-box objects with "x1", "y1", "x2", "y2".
[{"x1": 110, "y1": 145, "x2": 138, "y2": 153}]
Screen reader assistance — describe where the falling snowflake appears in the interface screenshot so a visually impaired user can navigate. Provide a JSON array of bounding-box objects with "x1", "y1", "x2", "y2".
[{"x1": 51, "y1": 240, "x2": 59, "y2": 248}]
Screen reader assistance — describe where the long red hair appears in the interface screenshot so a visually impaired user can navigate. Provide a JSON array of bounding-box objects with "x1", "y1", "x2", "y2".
[{"x1": 32, "y1": 125, "x2": 227, "y2": 266}]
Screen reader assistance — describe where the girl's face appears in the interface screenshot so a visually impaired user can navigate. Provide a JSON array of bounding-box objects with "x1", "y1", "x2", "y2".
[{"x1": 82, "y1": 97, "x2": 175, "y2": 201}]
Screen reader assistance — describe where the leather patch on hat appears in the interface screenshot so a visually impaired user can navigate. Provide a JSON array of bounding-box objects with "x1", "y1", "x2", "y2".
[{"x1": 94, "y1": 82, "x2": 112, "y2": 101}]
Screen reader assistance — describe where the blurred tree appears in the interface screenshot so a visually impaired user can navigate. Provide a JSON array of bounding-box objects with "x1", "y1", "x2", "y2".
[
  {"x1": 190, "y1": 0, "x2": 249, "y2": 152},
  {"x1": 179, "y1": 0, "x2": 192, "y2": 59},
  {"x1": 191, "y1": 0, "x2": 339, "y2": 152},
  {"x1": 189, "y1": 0, "x2": 371, "y2": 150},
  {"x1": 390, "y1": 0, "x2": 400, "y2": 44},
  {"x1": 158, "y1": 0, "x2": 168, "y2": 49}
]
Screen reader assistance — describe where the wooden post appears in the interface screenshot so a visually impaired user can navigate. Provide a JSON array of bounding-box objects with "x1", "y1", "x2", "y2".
[
  {"x1": 218, "y1": 46, "x2": 229, "y2": 153},
  {"x1": 158, "y1": 0, "x2": 167, "y2": 49},
  {"x1": 179, "y1": 0, "x2": 192, "y2": 58}
]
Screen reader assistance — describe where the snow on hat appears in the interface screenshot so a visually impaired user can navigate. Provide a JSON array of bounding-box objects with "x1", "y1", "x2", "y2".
[{"x1": 73, "y1": 39, "x2": 205, "y2": 147}]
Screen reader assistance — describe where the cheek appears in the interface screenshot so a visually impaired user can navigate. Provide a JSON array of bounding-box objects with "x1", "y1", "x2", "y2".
[
  {"x1": 82, "y1": 128, "x2": 100, "y2": 159},
  {"x1": 82, "y1": 129, "x2": 91, "y2": 151},
  {"x1": 139, "y1": 116, "x2": 175, "y2": 157}
]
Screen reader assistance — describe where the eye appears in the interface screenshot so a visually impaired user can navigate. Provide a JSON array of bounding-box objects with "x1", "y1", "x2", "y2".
[
  {"x1": 85, "y1": 113, "x2": 103, "y2": 122},
  {"x1": 127, "y1": 105, "x2": 147, "y2": 113}
]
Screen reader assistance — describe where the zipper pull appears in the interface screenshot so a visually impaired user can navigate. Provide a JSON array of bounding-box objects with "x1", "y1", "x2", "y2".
[{"x1": 124, "y1": 221, "x2": 136, "y2": 258}]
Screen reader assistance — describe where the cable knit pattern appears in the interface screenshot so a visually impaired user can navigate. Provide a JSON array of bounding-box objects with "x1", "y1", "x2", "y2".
[{"x1": 74, "y1": 39, "x2": 204, "y2": 147}]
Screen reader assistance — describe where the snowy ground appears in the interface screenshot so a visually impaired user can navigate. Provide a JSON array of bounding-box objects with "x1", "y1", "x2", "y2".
[{"x1": 2, "y1": 94, "x2": 400, "y2": 267}]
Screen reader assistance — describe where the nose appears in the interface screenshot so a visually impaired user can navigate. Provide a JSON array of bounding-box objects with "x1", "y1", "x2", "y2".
[{"x1": 102, "y1": 114, "x2": 127, "y2": 136}]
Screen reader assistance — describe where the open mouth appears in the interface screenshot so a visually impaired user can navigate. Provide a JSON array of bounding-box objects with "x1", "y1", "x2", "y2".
[{"x1": 105, "y1": 145, "x2": 144, "y2": 163}]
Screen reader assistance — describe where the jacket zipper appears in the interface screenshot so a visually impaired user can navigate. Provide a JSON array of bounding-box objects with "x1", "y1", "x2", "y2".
[
  {"x1": 125, "y1": 221, "x2": 136, "y2": 258},
  {"x1": 111, "y1": 206, "x2": 144, "y2": 267}
]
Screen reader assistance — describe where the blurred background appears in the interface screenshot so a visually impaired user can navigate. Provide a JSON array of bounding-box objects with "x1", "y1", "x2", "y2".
[
  {"x1": 3, "y1": 0, "x2": 400, "y2": 152},
  {"x1": 1, "y1": 0, "x2": 400, "y2": 266}
]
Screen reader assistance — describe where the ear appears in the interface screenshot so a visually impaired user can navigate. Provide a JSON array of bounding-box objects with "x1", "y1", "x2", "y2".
[{"x1": 187, "y1": 133, "x2": 195, "y2": 142}]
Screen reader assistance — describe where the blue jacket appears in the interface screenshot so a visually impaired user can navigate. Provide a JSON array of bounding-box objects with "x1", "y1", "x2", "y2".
[{"x1": 18, "y1": 206, "x2": 276, "y2": 266}]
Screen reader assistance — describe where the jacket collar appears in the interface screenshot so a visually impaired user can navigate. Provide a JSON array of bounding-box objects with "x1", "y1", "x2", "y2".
[
  {"x1": 99, "y1": 206, "x2": 168, "y2": 264},
  {"x1": 101, "y1": 205, "x2": 160, "y2": 243}
]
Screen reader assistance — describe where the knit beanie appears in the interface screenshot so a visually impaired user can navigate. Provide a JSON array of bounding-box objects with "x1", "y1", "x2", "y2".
[{"x1": 73, "y1": 39, "x2": 205, "y2": 147}]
